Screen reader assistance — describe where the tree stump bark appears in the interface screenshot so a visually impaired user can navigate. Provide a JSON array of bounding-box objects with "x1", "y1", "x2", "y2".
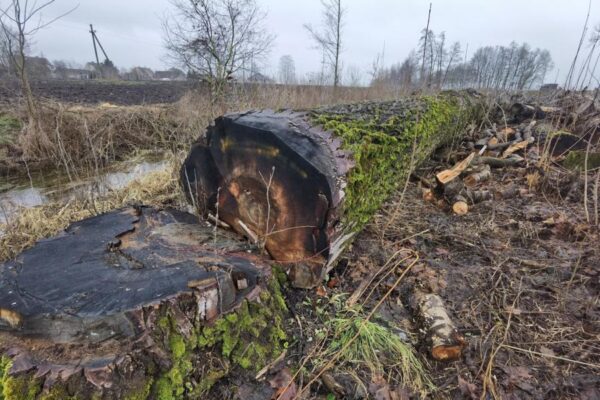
[{"x1": 181, "y1": 92, "x2": 483, "y2": 287}]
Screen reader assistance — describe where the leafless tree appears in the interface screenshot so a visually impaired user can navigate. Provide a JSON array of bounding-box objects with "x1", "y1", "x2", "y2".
[
  {"x1": 278, "y1": 54, "x2": 296, "y2": 85},
  {"x1": 565, "y1": 0, "x2": 592, "y2": 89},
  {"x1": 304, "y1": 0, "x2": 344, "y2": 89},
  {"x1": 585, "y1": 24, "x2": 600, "y2": 88},
  {"x1": 345, "y1": 64, "x2": 362, "y2": 87},
  {"x1": 441, "y1": 41, "x2": 461, "y2": 87},
  {"x1": 0, "y1": 0, "x2": 74, "y2": 130},
  {"x1": 0, "y1": 24, "x2": 15, "y2": 76},
  {"x1": 419, "y1": 3, "x2": 432, "y2": 88},
  {"x1": 163, "y1": 0, "x2": 274, "y2": 101}
]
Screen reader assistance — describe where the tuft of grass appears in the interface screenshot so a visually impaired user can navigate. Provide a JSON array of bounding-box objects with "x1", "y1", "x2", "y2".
[
  {"x1": 324, "y1": 309, "x2": 434, "y2": 396},
  {"x1": 0, "y1": 154, "x2": 184, "y2": 262},
  {"x1": 0, "y1": 114, "x2": 21, "y2": 146}
]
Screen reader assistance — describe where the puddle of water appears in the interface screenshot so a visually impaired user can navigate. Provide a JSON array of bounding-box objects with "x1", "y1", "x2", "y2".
[{"x1": 0, "y1": 158, "x2": 168, "y2": 225}]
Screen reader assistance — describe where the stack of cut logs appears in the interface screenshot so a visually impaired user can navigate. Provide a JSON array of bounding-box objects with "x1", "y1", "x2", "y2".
[{"x1": 425, "y1": 120, "x2": 540, "y2": 215}]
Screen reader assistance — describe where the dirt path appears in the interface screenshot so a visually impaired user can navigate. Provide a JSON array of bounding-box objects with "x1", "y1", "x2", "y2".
[{"x1": 0, "y1": 80, "x2": 195, "y2": 105}]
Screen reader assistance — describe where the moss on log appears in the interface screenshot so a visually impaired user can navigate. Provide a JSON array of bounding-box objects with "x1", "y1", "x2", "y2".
[{"x1": 182, "y1": 92, "x2": 484, "y2": 287}]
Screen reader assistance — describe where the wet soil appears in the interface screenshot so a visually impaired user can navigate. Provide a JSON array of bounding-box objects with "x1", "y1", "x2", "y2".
[{"x1": 0, "y1": 80, "x2": 196, "y2": 105}]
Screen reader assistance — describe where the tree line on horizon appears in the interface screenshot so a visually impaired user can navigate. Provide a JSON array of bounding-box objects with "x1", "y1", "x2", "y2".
[{"x1": 3, "y1": 0, "x2": 593, "y2": 104}]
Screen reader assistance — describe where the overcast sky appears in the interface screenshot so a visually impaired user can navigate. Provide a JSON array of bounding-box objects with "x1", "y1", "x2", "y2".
[{"x1": 23, "y1": 0, "x2": 600, "y2": 84}]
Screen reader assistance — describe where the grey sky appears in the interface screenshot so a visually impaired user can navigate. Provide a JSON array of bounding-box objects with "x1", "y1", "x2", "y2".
[{"x1": 23, "y1": 0, "x2": 600, "y2": 84}]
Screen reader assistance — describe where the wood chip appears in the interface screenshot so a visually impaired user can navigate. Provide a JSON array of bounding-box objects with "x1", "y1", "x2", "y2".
[
  {"x1": 436, "y1": 152, "x2": 476, "y2": 185},
  {"x1": 502, "y1": 140, "x2": 529, "y2": 158}
]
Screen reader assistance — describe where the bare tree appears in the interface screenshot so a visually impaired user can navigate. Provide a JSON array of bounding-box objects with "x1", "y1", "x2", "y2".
[
  {"x1": 304, "y1": 0, "x2": 344, "y2": 89},
  {"x1": 345, "y1": 64, "x2": 362, "y2": 87},
  {"x1": 278, "y1": 54, "x2": 296, "y2": 85},
  {"x1": 163, "y1": 0, "x2": 274, "y2": 101},
  {"x1": 419, "y1": 3, "x2": 432, "y2": 87},
  {"x1": 441, "y1": 41, "x2": 461, "y2": 88},
  {"x1": 0, "y1": 0, "x2": 74, "y2": 130}
]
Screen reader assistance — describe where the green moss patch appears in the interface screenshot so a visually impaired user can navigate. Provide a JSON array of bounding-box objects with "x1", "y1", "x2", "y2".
[
  {"x1": 197, "y1": 277, "x2": 288, "y2": 371},
  {"x1": 563, "y1": 150, "x2": 600, "y2": 171},
  {"x1": 154, "y1": 277, "x2": 288, "y2": 399},
  {"x1": 1, "y1": 357, "x2": 41, "y2": 400}
]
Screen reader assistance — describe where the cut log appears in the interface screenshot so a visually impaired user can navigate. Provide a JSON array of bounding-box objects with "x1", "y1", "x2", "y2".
[
  {"x1": 497, "y1": 127, "x2": 516, "y2": 141},
  {"x1": 411, "y1": 290, "x2": 466, "y2": 361},
  {"x1": 452, "y1": 195, "x2": 469, "y2": 215},
  {"x1": 502, "y1": 140, "x2": 530, "y2": 158},
  {"x1": 463, "y1": 165, "x2": 491, "y2": 186},
  {"x1": 0, "y1": 207, "x2": 288, "y2": 399},
  {"x1": 465, "y1": 189, "x2": 493, "y2": 204},
  {"x1": 181, "y1": 93, "x2": 483, "y2": 288}
]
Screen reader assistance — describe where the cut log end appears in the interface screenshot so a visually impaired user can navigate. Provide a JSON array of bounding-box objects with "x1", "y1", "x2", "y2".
[
  {"x1": 432, "y1": 343, "x2": 466, "y2": 361},
  {"x1": 452, "y1": 200, "x2": 469, "y2": 215}
]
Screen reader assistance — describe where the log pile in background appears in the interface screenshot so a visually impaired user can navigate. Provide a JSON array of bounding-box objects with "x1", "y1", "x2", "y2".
[
  {"x1": 181, "y1": 92, "x2": 484, "y2": 288},
  {"x1": 425, "y1": 113, "x2": 549, "y2": 215}
]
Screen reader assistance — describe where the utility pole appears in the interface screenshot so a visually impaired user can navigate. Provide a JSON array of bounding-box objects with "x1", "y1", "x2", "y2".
[
  {"x1": 420, "y1": 3, "x2": 432, "y2": 88},
  {"x1": 89, "y1": 24, "x2": 112, "y2": 79},
  {"x1": 89, "y1": 24, "x2": 100, "y2": 67}
]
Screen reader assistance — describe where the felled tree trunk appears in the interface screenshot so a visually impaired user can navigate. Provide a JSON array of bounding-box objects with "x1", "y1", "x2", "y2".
[
  {"x1": 0, "y1": 207, "x2": 288, "y2": 399},
  {"x1": 182, "y1": 92, "x2": 483, "y2": 288}
]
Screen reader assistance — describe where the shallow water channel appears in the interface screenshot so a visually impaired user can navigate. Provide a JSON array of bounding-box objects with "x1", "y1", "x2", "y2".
[{"x1": 0, "y1": 156, "x2": 168, "y2": 225}]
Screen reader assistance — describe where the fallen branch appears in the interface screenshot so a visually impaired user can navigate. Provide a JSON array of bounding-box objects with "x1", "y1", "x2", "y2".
[{"x1": 476, "y1": 155, "x2": 525, "y2": 168}]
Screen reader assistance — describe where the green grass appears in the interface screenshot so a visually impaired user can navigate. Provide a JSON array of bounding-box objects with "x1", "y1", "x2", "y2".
[
  {"x1": 0, "y1": 114, "x2": 21, "y2": 146},
  {"x1": 324, "y1": 309, "x2": 434, "y2": 396}
]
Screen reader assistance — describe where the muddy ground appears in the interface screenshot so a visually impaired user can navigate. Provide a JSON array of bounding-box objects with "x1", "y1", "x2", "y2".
[{"x1": 0, "y1": 80, "x2": 196, "y2": 105}]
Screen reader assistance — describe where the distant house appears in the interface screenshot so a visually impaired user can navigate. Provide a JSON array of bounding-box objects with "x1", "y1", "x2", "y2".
[
  {"x1": 247, "y1": 71, "x2": 273, "y2": 84},
  {"x1": 541, "y1": 83, "x2": 559, "y2": 92},
  {"x1": 85, "y1": 60, "x2": 120, "y2": 80},
  {"x1": 53, "y1": 68, "x2": 92, "y2": 80},
  {"x1": 154, "y1": 68, "x2": 186, "y2": 81},
  {"x1": 124, "y1": 67, "x2": 155, "y2": 81}
]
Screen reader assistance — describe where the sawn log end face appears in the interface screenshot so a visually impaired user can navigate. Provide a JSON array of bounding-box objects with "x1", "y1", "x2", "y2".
[{"x1": 182, "y1": 110, "x2": 345, "y2": 288}]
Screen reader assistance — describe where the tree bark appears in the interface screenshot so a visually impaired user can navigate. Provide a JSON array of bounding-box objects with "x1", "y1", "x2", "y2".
[{"x1": 181, "y1": 92, "x2": 483, "y2": 288}]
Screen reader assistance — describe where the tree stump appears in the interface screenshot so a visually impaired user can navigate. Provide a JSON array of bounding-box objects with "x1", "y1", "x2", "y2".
[
  {"x1": 0, "y1": 206, "x2": 288, "y2": 399},
  {"x1": 181, "y1": 92, "x2": 483, "y2": 287}
]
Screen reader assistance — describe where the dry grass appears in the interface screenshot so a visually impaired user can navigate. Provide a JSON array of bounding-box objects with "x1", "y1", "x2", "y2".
[
  {"x1": 1, "y1": 83, "x2": 402, "y2": 179},
  {"x1": 0, "y1": 154, "x2": 185, "y2": 261},
  {"x1": 15, "y1": 102, "x2": 193, "y2": 175}
]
